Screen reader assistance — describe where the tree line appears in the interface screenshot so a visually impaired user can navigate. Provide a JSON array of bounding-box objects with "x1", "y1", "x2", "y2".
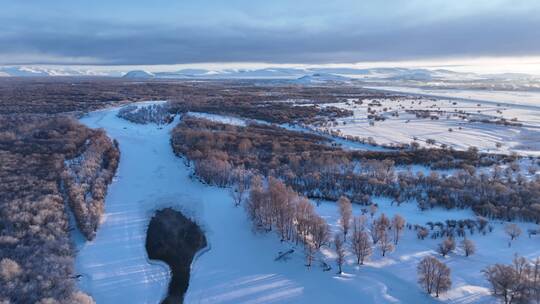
[{"x1": 171, "y1": 116, "x2": 540, "y2": 223}]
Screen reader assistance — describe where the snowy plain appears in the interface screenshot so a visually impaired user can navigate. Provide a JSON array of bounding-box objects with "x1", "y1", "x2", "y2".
[
  {"x1": 73, "y1": 101, "x2": 540, "y2": 304},
  {"x1": 314, "y1": 89, "x2": 540, "y2": 156}
]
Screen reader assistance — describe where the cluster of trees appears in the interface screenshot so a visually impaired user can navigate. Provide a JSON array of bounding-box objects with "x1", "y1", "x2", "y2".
[
  {"x1": 244, "y1": 176, "x2": 330, "y2": 268},
  {"x1": 62, "y1": 129, "x2": 120, "y2": 240},
  {"x1": 241, "y1": 175, "x2": 407, "y2": 273},
  {"x1": 171, "y1": 116, "x2": 540, "y2": 224},
  {"x1": 0, "y1": 115, "x2": 118, "y2": 303},
  {"x1": 484, "y1": 255, "x2": 540, "y2": 304},
  {"x1": 117, "y1": 104, "x2": 174, "y2": 125}
]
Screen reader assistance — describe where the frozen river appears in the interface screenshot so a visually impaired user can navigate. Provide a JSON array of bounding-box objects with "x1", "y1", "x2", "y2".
[{"x1": 74, "y1": 102, "x2": 536, "y2": 304}]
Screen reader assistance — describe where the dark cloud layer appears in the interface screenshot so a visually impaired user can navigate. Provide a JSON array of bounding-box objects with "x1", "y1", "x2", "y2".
[{"x1": 1, "y1": 2, "x2": 540, "y2": 65}]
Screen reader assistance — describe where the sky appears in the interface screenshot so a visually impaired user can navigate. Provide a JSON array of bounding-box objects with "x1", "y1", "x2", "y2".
[{"x1": 2, "y1": 0, "x2": 540, "y2": 72}]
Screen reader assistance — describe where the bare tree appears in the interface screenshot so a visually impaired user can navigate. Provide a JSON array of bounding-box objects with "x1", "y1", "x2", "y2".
[
  {"x1": 0, "y1": 258, "x2": 21, "y2": 281},
  {"x1": 312, "y1": 217, "x2": 330, "y2": 249},
  {"x1": 438, "y1": 237, "x2": 456, "y2": 257},
  {"x1": 354, "y1": 214, "x2": 368, "y2": 233},
  {"x1": 532, "y1": 258, "x2": 540, "y2": 304},
  {"x1": 229, "y1": 182, "x2": 246, "y2": 207},
  {"x1": 461, "y1": 238, "x2": 476, "y2": 257},
  {"x1": 434, "y1": 260, "x2": 452, "y2": 297},
  {"x1": 391, "y1": 214, "x2": 406, "y2": 245},
  {"x1": 505, "y1": 223, "x2": 522, "y2": 246},
  {"x1": 379, "y1": 228, "x2": 394, "y2": 257},
  {"x1": 305, "y1": 242, "x2": 316, "y2": 268},
  {"x1": 371, "y1": 213, "x2": 390, "y2": 245},
  {"x1": 418, "y1": 256, "x2": 452, "y2": 297},
  {"x1": 483, "y1": 259, "x2": 529, "y2": 304},
  {"x1": 338, "y1": 196, "x2": 352, "y2": 241},
  {"x1": 352, "y1": 230, "x2": 372, "y2": 265},
  {"x1": 417, "y1": 227, "x2": 429, "y2": 240},
  {"x1": 334, "y1": 234, "x2": 345, "y2": 274},
  {"x1": 229, "y1": 167, "x2": 250, "y2": 207},
  {"x1": 369, "y1": 203, "x2": 378, "y2": 218}
]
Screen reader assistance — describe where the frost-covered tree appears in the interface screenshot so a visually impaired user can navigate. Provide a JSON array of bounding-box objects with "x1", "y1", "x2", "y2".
[
  {"x1": 369, "y1": 203, "x2": 378, "y2": 218},
  {"x1": 379, "y1": 227, "x2": 394, "y2": 257},
  {"x1": 392, "y1": 214, "x2": 406, "y2": 245},
  {"x1": 229, "y1": 167, "x2": 251, "y2": 207},
  {"x1": 305, "y1": 242, "x2": 316, "y2": 268},
  {"x1": 352, "y1": 230, "x2": 372, "y2": 265},
  {"x1": 417, "y1": 227, "x2": 429, "y2": 240},
  {"x1": 0, "y1": 258, "x2": 22, "y2": 281},
  {"x1": 505, "y1": 223, "x2": 522, "y2": 246},
  {"x1": 483, "y1": 256, "x2": 532, "y2": 304},
  {"x1": 417, "y1": 256, "x2": 452, "y2": 297},
  {"x1": 438, "y1": 237, "x2": 456, "y2": 257},
  {"x1": 338, "y1": 196, "x2": 352, "y2": 241},
  {"x1": 334, "y1": 234, "x2": 345, "y2": 274},
  {"x1": 461, "y1": 239, "x2": 476, "y2": 257},
  {"x1": 312, "y1": 216, "x2": 330, "y2": 249},
  {"x1": 371, "y1": 213, "x2": 390, "y2": 245}
]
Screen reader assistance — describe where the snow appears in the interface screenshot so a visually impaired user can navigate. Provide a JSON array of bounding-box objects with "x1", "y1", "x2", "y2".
[
  {"x1": 316, "y1": 94, "x2": 540, "y2": 156},
  {"x1": 313, "y1": 197, "x2": 540, "y2": 304},
  {"x1": 122, "y1": 70, "x2": 155, "y2": 79},
  {"x1": 187, "y1": 112, "x2": 249, "y2": 127},
  {"x1": 75, "y1": 101, "x2": 540, "y2": 304},
  {"x1": 368, "y1": 86, "x2": 540, "y2": 108}
]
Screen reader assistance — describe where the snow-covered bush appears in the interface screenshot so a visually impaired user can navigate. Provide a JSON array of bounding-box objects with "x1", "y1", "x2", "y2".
[{"x1": 117, "y1": 104, "x2": 174, "y2": 125}]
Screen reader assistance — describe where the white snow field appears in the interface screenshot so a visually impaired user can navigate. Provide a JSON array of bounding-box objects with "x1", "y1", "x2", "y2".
[
  {"x1": 74, "y1": 102, "x2": 539, "y2": 304},
  {"x1": 314, "y1": 89, "x2": 540, "y2": 156},
  {"x1": 368, "y1": 86, "x2": 540, "y2": 108}
]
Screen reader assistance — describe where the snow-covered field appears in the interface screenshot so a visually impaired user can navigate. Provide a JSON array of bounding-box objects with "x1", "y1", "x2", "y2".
[
  {"x1": 367, "y1": 86, "x2": 540, "y2": 108},
  {"x1": 74, "y1": 102, "x2": 540, "y2": 304},
  {"x1": 315, "y1": 90, "x2": 540, "y2": 156}
]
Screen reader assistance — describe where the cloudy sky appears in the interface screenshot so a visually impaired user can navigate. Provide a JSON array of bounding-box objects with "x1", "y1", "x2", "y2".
[{"x1": 2, "y1": 0, "x2": 540, "y2": 69}]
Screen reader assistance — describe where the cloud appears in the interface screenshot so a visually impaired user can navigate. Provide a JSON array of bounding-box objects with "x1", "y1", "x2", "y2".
[{"x1": 1, "y1": 1, "x2": 539, "y2": 65}]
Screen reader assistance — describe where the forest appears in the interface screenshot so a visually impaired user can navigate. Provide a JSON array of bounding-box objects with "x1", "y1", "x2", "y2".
[
  {"x1": 0, "y1": 115, "x2": 119, "y2": 303},
  {"x1": 172, "y1": 116, "x2": 540, "y2": 223}
]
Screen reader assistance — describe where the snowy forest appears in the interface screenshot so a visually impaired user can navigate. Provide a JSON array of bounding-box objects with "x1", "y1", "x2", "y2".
[{"x1": 0, "y1": 115, "x2": 119, "y2": 303}]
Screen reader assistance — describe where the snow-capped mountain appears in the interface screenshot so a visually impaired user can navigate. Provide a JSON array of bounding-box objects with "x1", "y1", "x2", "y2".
[
  {"x1": 0, "y1": 66, "x2": 121, "y2": 77},
  {"x1": 1, "y1": 66, "x2": 538, "y2": 91},
  {"x1": 122, "y1": 70, "x2": 155, "y2": 79},
  {"x1": 293, "y1": 73, "x2": 351, "y2": 84}
]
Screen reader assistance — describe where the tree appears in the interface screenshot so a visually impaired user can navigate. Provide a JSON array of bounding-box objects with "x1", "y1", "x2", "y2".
[
  {"x1": 305, "y1": 242, "x2": 316, "y2": 268},
  {"x1": 417, "y1": 227, "x2": 429, "y2": 240},
  {"x1": 505, "y1": 223, "x2": 522, "y2": 246},
  {"x1": 371, "y1": 213, "x2": 390, "y2": 245},
  {"x1": 461, "y1": 239, "x2": 475, "y2": 257},
  {"x1": 229, "y1": 168, "x2": 250, "y2": 207},
  {"x1": 369, "y1": 203, "x2": 378, "y2": 218},
  {"x1": 312, "y1": 217, "x2": 330, "y2": 249},
  {"x1": 483, "y1": 261, "x2": 529, "y2": 304},
  {"x1": 438, "y1": 237, "x2": 456, "y2": 257},
  {"x1": 531, "y1": 258, "x2": 540, "y2": 304},
  {"x1": 334, "y1": 234, "x2": 345, "y2": 274},
  {"x1": 434, "y1": 260, "x2": 452, "y2": 297},
  {"x1": 229, "y1": 182, "x2": 246, "y2": 207},
  {"x1": 392, "y1": 214, "x2": 406, "y2": 245},
  {"x1": 338, "y1": 196, "x2": 353, "y2": 241},
  {"x1": 352, "y1": 230, "x2": 372, "y2": 265},
  {"x1": 0, "y1": 258, "x2": 21, "y2": 281},
  {"x1": 417, "y1": 256, "x2": 452, "y2": 297},
  {"x1": 379, "y1": 228, "x2": 394, "y2": 257}
]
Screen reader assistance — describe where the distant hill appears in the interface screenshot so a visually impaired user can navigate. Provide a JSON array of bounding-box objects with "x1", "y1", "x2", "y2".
[
  {"x1": 122, "y1": 70, "x2": 155, "y2": 79},
  {"x1": 293, "y1": 73, "x2": 351, "y2": 84}
]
